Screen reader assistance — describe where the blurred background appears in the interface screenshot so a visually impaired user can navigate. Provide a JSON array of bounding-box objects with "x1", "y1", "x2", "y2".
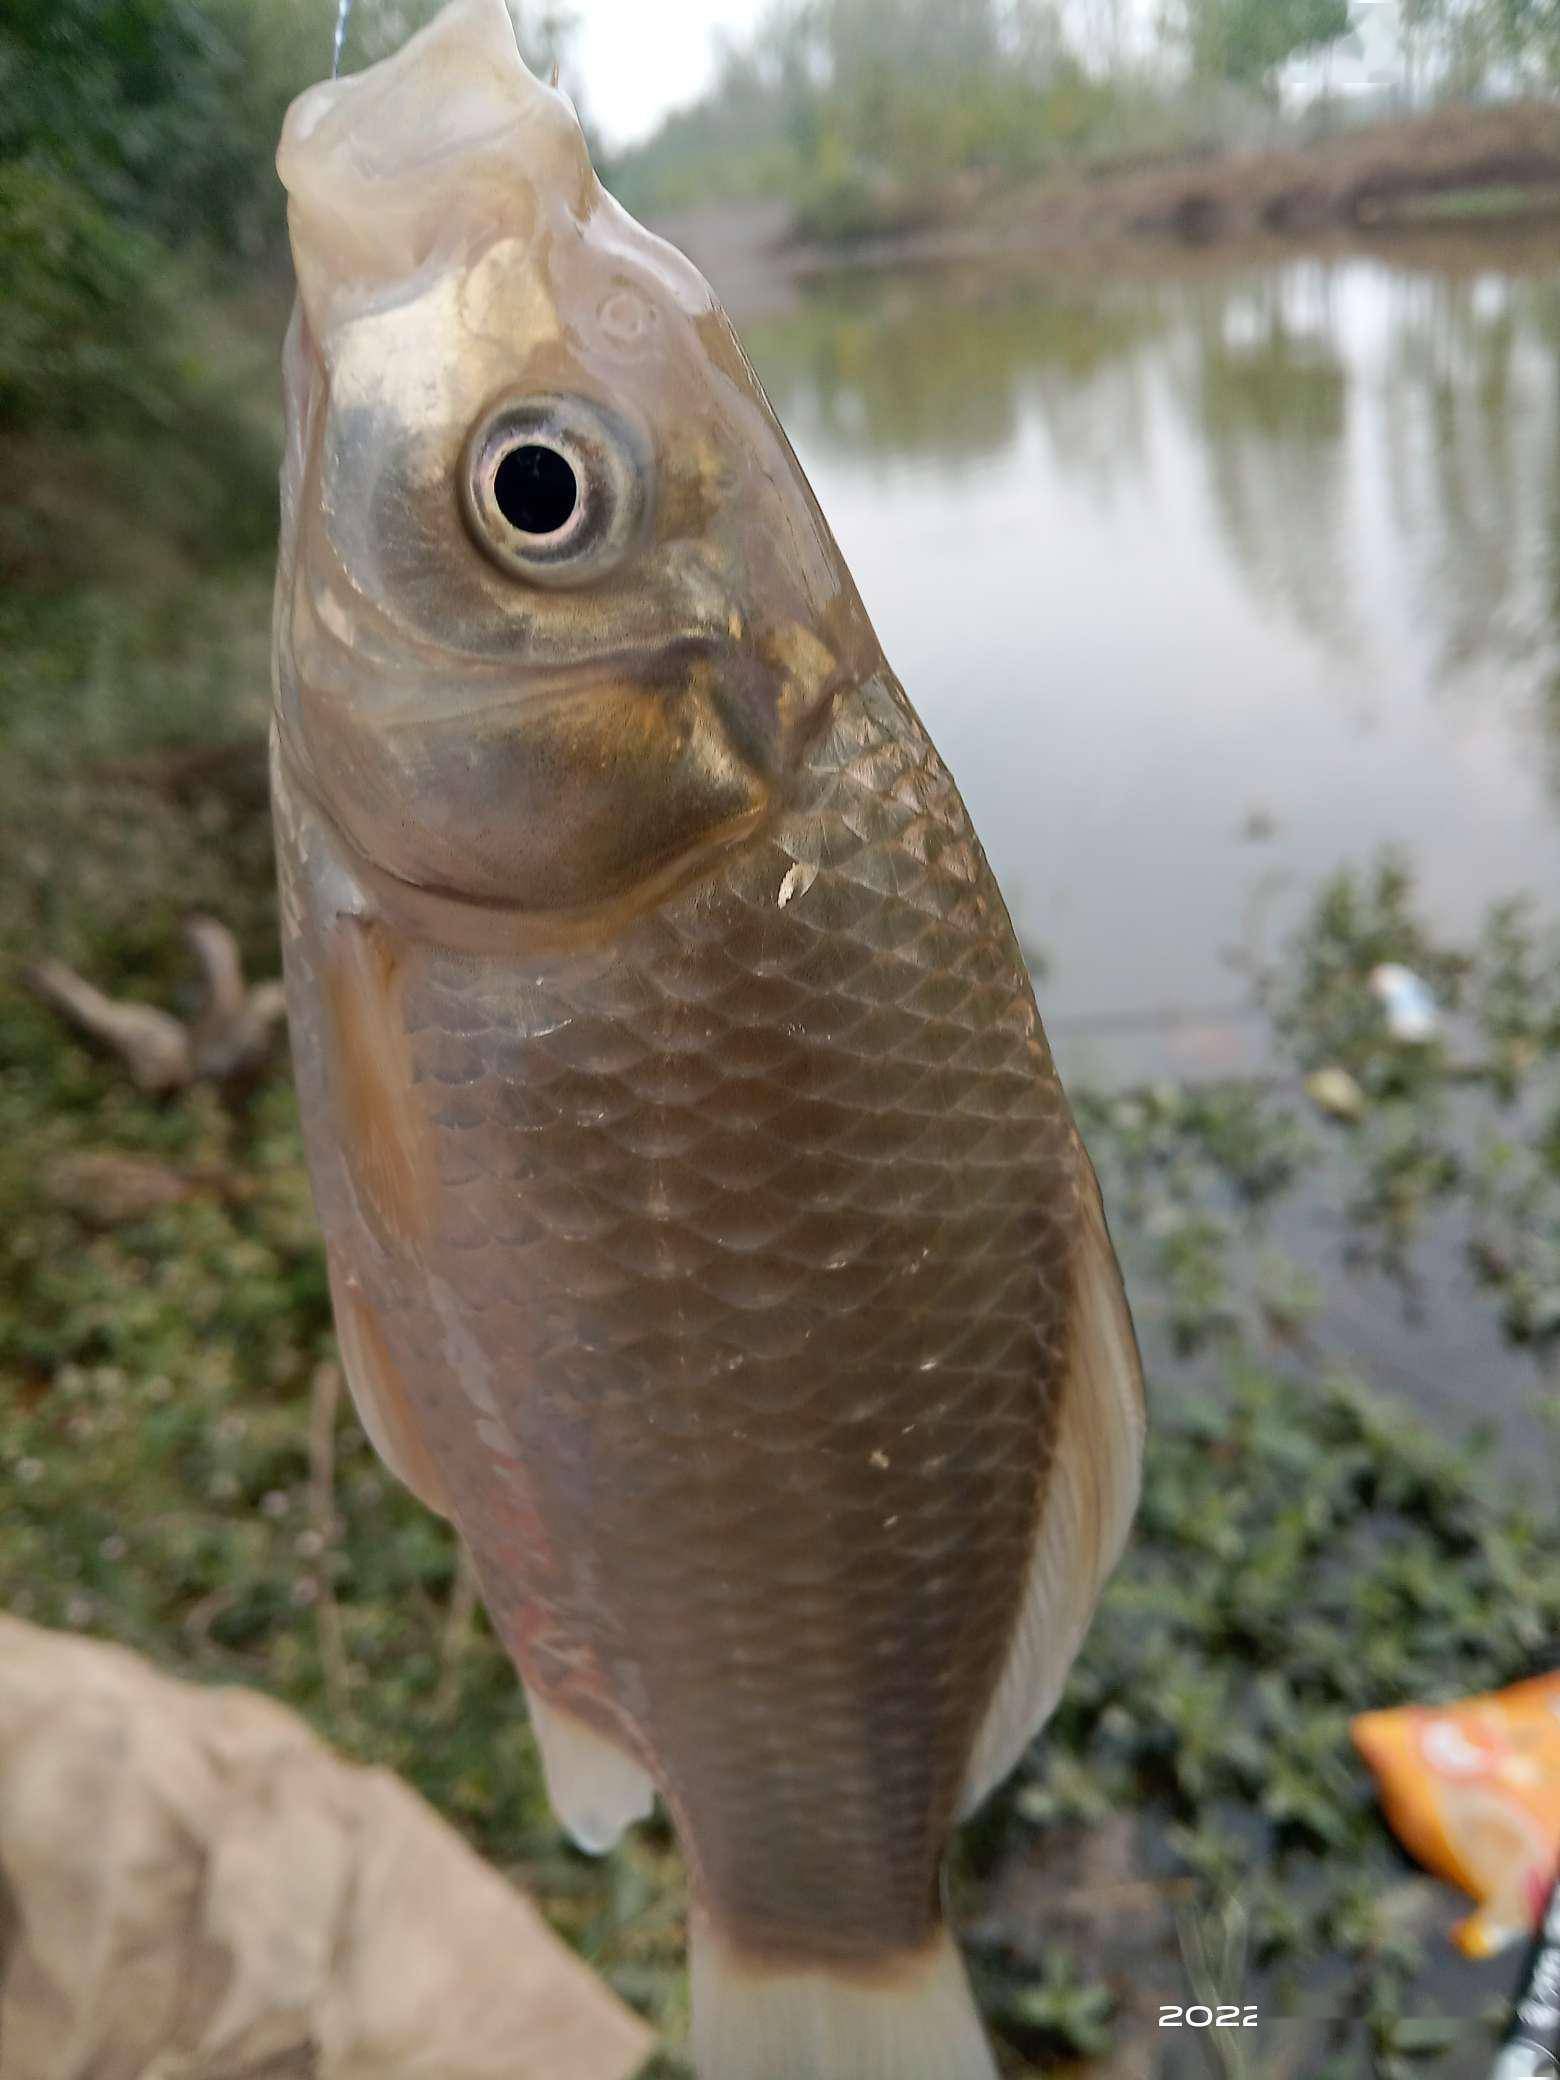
[{"x1": 3, "y1": 2, "x2": 1560, "y2": 2075}]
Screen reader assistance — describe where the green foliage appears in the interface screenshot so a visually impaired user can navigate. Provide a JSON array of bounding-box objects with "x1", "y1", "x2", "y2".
[
  {"x1": 788, "y1": 134, "x2": 935, "y2": 243},
  {"x1": 0, "y1": 0, "x2": 544, "y2": 263},
  {"x1": 991, "y1": 1947, "x2": 1115, "y2": 2058},
  {"x1": 1490, "y1": 0, "x2": 1560, "y2": 84},
  {"x1": 0, "y1": 3, "x2": 322, "y2": 595},
  {"x1": 613, "y1": 0, "x2": 1560, "y2": 229},
  {"x1": 1075, "y1": 1079, "x2": 1317, "y2": 1354},
  {"x1": 0, "y1": 0, "x2": 251, "y2": 245},
  {"x1": 1396, "y1": 0, "x2": 1554, "y2": 95},
  {"x1": 1178, "y1": 0, "x2": 1353, "y2": 88},
  {"x1": 613, "y1": 0, "x2": 1168, "y2": 228},
  {"x1": 0, "y1": 161, "x2": 169, "y2": 426},
  {"x1": 1259, "y1": 853, "x2": 1467, "y2": 1090}
]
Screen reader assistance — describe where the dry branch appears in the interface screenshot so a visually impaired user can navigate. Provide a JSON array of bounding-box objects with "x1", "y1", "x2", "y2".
[{"x1": 25, "y1": 915, "x2": 287, "y2": 1092}]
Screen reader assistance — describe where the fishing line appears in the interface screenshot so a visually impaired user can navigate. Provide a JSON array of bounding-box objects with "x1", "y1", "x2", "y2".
[{"x1": 332, "y1": 0, "x2": 355, "y2": 77}]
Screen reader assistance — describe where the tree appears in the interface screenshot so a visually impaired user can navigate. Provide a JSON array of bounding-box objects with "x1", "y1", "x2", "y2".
[
  {"x1": 1180, "y1": 0, "x2": 1353, "y2": 89},
  {"x1": 1395, "y1": 0, "x2": 1514, "y2": 97},
  {"x1": 1400, "y1": 0, "x2": 1440, "y2": 98},
  {"x1": 1490, "y1": 0, "x2": 1560, "y2": 84}
]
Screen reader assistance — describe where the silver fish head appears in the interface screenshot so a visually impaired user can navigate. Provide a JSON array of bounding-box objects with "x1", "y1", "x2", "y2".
[{"x1": 273, "y1": 0, "x2": 879, "y2": 925}]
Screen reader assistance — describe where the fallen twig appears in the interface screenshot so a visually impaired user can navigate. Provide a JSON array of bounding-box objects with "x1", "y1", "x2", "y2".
[{"x1": 25, "y1": 914, "x2": 286, "y2": 1092}]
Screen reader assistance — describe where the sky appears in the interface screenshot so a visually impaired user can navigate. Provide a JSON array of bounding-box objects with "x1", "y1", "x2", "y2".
[
  {"x1": 497, "y1": 0, "x2": 1401, "y2": 154},
  {"x1": 562, "y1": 0, "x2": 771, "y2": 148},
  {"x1": 558, "y1": 0, "x2": 1172, "y2": 149}
]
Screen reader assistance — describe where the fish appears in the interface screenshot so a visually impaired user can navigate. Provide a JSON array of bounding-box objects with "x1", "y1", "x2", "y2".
[{"x1": 270, "y1": 4, "x2": 1145, "y2": 2075}]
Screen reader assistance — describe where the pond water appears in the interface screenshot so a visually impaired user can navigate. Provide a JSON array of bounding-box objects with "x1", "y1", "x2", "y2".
[{"x1": 741, "y1": 242, "x2": 1560, "y2": 1087}]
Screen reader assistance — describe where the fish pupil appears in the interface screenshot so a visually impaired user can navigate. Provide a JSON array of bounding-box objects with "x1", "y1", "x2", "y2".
[{"x1": 492, "y1": 443, "x2": 578, "y2": 536}]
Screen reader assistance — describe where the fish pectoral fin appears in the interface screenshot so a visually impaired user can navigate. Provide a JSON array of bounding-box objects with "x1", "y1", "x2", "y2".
[
  {"x1": 524, "y1": 1685, "x2": 655, "y2": 1855},
  {"x1": 958, "y1": 1149, "x2": 1146, "y2": 1816},
  {"x1": 330, "y1": 1270, "x2": 451, "y2": 1519},
  {"x1": 322, "y1": 915, "x2": 439, "y2": 1259}
]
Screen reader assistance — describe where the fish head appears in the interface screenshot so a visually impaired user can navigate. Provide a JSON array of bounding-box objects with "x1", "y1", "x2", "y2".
[{"x1": 274, "y1": 0, "x2": 879, "y2": 924}]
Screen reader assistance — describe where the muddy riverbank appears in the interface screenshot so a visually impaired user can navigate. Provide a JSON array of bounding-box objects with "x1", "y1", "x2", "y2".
[{"x1": 652, "y1": 99, "x2": 1560, "y2": 316}]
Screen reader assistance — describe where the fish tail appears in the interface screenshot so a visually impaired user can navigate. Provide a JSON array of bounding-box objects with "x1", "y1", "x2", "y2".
[{"x1": 689, "y1": 1915, "x2": 998, "y2": 2080}]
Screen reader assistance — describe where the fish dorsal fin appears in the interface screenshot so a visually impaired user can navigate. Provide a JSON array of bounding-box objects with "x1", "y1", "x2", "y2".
[{"x1": 959, "y1": 1148, "x2": 1145, "y2": 1815}]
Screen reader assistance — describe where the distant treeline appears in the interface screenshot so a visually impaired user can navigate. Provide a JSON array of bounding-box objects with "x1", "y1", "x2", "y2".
[
  {"x1": 612, "y1": 0, "x2": 1172, "y2": 234},
  {"x1": 610, "y1": 0, "x2": 1560, "y2": 234},
  {"x1": 0, "y1": 1, "x2": 571, "y2": 587}
]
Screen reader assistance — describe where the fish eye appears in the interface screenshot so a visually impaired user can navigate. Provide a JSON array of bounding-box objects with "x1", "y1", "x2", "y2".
[
  {"x1": 460, "y1": 393, "x2": 649, "y2": 588},
  {"x1": 493, "y1": 443, "x2": 577, "y2": 535}
]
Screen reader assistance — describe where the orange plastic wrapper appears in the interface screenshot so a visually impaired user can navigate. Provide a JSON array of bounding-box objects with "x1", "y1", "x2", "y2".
[{"x1": 1353, "y1": 1672, "x2": 1560, "y2": 1958}]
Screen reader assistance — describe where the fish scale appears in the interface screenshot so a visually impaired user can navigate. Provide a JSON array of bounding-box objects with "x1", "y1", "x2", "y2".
[{"x1": 286, "y1": 672, "x2": 1070, "y2": 1963}]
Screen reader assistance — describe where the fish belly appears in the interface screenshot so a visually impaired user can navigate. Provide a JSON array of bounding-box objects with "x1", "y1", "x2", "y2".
[{"x1": 278, "y1": 674, "x2": 1080, "y2": 1968}]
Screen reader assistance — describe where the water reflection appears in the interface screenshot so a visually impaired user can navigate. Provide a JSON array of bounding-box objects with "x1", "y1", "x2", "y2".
[
  {"x1": 744, "y1": 244, "x2": 1560, "y2": 1082},
  {"x1": 1175, "y1": 271, "x2": 1359, "y2": 656},
  {"x1": 1380, "y1": 274, "x2": 1560, "y2": 699},
  {"x1": 757, "y1": 280, "x2": 1163, "y2": 483}
]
